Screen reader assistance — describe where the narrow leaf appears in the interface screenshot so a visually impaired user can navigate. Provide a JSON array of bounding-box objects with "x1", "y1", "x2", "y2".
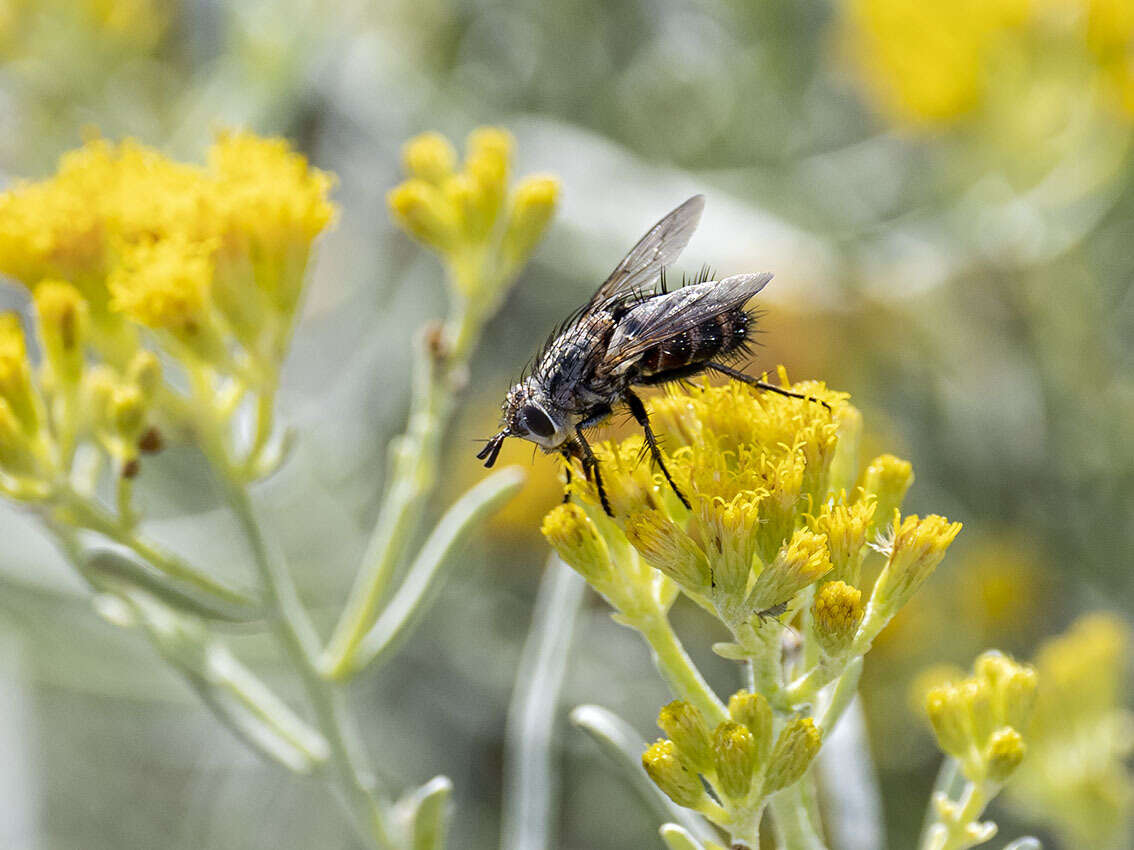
[{"x1": 348, "y1": 466, "x2": 526, "y2": 674}]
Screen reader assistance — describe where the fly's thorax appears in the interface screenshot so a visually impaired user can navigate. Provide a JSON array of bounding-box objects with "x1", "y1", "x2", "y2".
[{"x1": 502, "y1": 379, "x2": 571, "y2": 450}]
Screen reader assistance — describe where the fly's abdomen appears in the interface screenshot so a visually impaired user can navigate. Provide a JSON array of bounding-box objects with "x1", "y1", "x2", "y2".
[{"x1": 637, "y1": 308, "x2": 750, "y2": 376}]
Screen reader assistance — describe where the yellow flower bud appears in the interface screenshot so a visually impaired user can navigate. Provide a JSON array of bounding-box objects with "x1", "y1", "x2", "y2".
[
  {"x1": 925, "y1": 681, "x2": 974, "y2": 761},
  {"x1": 859, "y1": 454, "x2": 913, "y2": 532},
  {"x1": 658, "y1": 701, "x2": 714, "y2": 773},
  {"x1": 811, "y1": 580, "x2": 865, "y2": 657},
  {"x1": 642, "y1": 739, "x2": 708, "y2": 809},
  {"x1": 125, "y1": 350, "x2": 162, "y2": 402},
  {"x1": 387, "y1": 179, "x2": 459, "y2": 253},
  {"x1": 869, "y1": 512, "x2": 961, "y2": 614},
  {"x1": 0, "y1": 312, "x2": 41, "y2": 433},
  {"x1": 499, "y1": 175, "x2": 559, "y2": 271},
  {"x1": 812, "y1": 499, "x2": 875, "y2": 586},
  {"x1": 541, "y1": 503, "x2": 613, "y2": 587},
  {"x1": 111, "y1": 385, "x2": 146, "y2": 441},
  {"x1": 728, "y1": 690, "x2": 772, "y2": 768},
  {"x1": 712, "y1": 721, "x2": 758, "y2": 799},
  {"x1": 625, "y1": 510, "x2": 711, "y2": 591},
  {"x1": 0, "y1": 398, "x2": 38, "y2": 477},
  {"x1": 974, "y1": 651, "x2": 1037, "y2": 734},
  {"x1": 33, "y1": 280, "x2": 87, "y2": 389},
  {"x1": 748, "y1": 528, "x2": 832, "y2": 615},
  {"x1": 461, "y1": 127, "x2": 512, "y2": 241},
  {"x1": 402, "y1": 132, "x2": 457, "y2": 184},
  {"x1": 984, "y1": 726, "x2": 1025, "y2": 784},
  {"x1": 764, "y1": 717, "x2": 822, "y2": 795}
]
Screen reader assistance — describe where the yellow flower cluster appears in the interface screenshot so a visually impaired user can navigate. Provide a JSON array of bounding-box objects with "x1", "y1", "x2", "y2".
[
  {"x1": 1006, "y1": 614, "x2": 1133, "y2": 848},
  {"x1": 839, "y1": 0, "x2": 1134, "y2": 125},
  {"x1": 388, "y1": 128, "x2": 559, "y2": 299},
  {"x1": 546, "y1": 372, "x2": 960, "y2": 651},
  {"x1": 0, "y1": 132, "x2": 334, "y2": 367},
  {"x1": 0, "y1": 131, "x2": 335, "y2": 495},
  {"x1": 642, "y1": 695, "x2": 821, "y2": 825},
  {"x1": 925, "y1": 651, "x2": 1037, "y2": 785}
]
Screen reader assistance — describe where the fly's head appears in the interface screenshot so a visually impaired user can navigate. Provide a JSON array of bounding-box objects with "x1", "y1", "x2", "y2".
[{"x1": 477, "y1": 378, "x2": 569, "y2": 467}]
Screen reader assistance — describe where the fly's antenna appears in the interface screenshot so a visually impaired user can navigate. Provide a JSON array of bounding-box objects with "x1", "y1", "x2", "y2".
[{"x1": 476, "y1": 432, "x2": 507, "y2": 467}]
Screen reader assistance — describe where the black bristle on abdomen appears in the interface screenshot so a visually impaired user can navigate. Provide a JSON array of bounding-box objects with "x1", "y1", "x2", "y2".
[{"x1": 638, "y1": 308, "x2": 751, "y2": 376}]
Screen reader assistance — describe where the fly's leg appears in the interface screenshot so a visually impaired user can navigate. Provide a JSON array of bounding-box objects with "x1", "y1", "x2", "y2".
[
  {"x1": 560, "y1": 448, "x2": 573, "y2": 503},
  {"x1": 623, "y1": 390, "x2": 691, "y2": 510},
  {"x1": 574, "y1": 426, "x2": 613, "y2": 517},
  {"x1": 705, "y1": 362, "x2": 831, "y2": 412}
]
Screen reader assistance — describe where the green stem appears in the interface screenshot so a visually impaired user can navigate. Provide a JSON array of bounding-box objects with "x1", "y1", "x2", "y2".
[
  {"x1": 57, "y1": 486, "x2": 255, "y2": 608},
  {"x1": 323, "y1": 307, "x2": 478, "y2": 675},
  {"x1": 220, "y1": 478, "x2": 394, "y2": 850},
  {"x1": 922, "y1": 781, "x2": 994, "y2": 850},
  {"x1": 770, "y1": 782, "x2": 829, "y2": 850},
  {"x1": 630, "y1": 609, "x2": 728, "y2": 726}
]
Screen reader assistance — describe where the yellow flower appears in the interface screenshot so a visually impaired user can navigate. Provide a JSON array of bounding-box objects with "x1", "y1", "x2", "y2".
[
  {"x1": 206, "y1": 130, "x2": 336, "y2": 313},
  {"x1": 658, "y1": 700, "x2": 714, "y2": 773},
  {"x1": 642, "y1": 739, "x2": 710, "y2": 809},
  {"x1": 763, "y1": 717, "x2": 822, "y2": 795},
  {"x1": 811, "y1": 580, "x2": 865, "y2": 657},
  {"x1": 811, "y1": 498, "x2": 875, "y2": 586},
  {"x1": 728, "y1": 690, "x2": 773, "y2": 767},
  {"x1": 747, "y1": 528, "x2": 833, "y2": 615},
  {"x1": 499, "y1": 175, "x2": 560, "y2": 272},
  {"x1": 858, "y1": 454, "x2": 913, "y2": 534},
  {"x1": 108, "y1": 235, "x2": 213, "y2": 334},
  {"x1": 625, "y1": 509, "x2": 711, "y2": 591},
  {"x1": 402, "y1": 132, "x2": 458, "y2": 184},
  {"x1": 923, "y1": 650, "x2": 1037, "y2": 784},
  {"x1": 712, "y1": 721, "x2": 758, "y2": 799},
  {"x1": 387, "y1": 126, "x2": 558, "y2": 299},
  {"x1": 0, "y1": 312, "x2": 42, "y2": 434},
  {"x1": 34, "y1": 280, "x2": 87, "y2": 390},
  {"x1": 868, "y1": 511, "x2": 962, "y2": 618},
  {"x1": 541, "y1": 502, "x2": 613, "y2": 587},
  {"x1": 837, "y1": 0, "x2": 1031, "y2": 126},
  {"x1": 388, "y1": 180, "x2": 461, "y2": 254},
  {"x1": 1005, "y1": 614, "x2": 1134, "y2": 849}
]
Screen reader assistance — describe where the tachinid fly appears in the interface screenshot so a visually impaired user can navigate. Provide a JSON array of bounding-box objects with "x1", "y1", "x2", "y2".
[{"x1": 477, "y1": 195, "x2": 827, "y2": 516}]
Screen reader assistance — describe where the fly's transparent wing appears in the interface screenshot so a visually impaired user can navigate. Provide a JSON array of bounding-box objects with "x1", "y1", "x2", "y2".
[
  {"x1": 584, "y1": 195, "x2": 705, "y2": 310},
  {"x1": 605, "y1": 273, "x2": 772, "y2": 367}
]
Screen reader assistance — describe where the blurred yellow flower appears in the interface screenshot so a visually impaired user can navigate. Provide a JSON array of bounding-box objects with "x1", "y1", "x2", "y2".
[
  {"x1": 388, "y1": 127, "x2": 560, "y2": 301},
  {"x1": 838, "y1": 0, "x2": 1134, "y2": 126},
  {"x1": 1006, "y1": 613, "x2": 1134, "y2": 849}
]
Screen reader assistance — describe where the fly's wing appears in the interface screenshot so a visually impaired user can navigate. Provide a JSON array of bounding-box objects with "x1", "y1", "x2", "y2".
[
  {"x1": 605, "y1": 273, "x2": 772, "y2": 367},
  {"x1": 584, "y1": 195, "x2": 705, "y2": 311}
]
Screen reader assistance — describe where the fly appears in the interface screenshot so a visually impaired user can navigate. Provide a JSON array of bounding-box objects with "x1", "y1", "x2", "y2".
[{"x1": 477, "y1": 195, "x2": 827, "y2": 516}]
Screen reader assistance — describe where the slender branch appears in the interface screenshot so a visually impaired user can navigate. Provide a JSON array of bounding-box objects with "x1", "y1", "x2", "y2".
[
  {"x1": 770, "y1": 783, "x2": 829, "y2": 850},
  {"x1": 220, "y1": 478, "x2": 394, "y2": 850},
  {"x1": 55, "y1": 485, "x2": 256, "y2": 608},
  {"x1": 629, "y1": 610, "x2": 728, "y2": 727},
  {"x1": 324, "y1": 308, "x2": 478, "y2": 673},
  {"x1": 330, "y1": 466, "x2": 525, "y2": 678},
  {"x1": 500, "y1": 558, "x2": 586, "y2": 850}
]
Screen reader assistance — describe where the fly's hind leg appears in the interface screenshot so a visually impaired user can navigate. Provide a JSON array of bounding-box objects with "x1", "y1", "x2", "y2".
[
  {"x1": 624, "y1": 390, "x2": 691, "y2": 510},
  {"x1": 573, "y1": 427, "x2": 613, "y2": 517},
  {"x1": 704, "y1": 362, "x2": 831, "y2": 412}
]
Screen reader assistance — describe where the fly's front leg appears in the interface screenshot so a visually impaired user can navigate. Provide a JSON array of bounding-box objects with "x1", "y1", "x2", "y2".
[
  {"x1": 623, "y1": 390, "x2": 691, "y2": 510},
  {"x1": 704, "y1": 362, "x2": 831, "y2": 412},
  {"x1": 574, "y1": 426, "x2": 613, "y2": 517},
  {"x1": 560, "y1": 448, "x2": 573, "y2": 503}
]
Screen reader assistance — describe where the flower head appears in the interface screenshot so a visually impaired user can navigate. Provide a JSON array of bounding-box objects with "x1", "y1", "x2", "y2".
[
  {"x1": 811, "y1": 580, "x2": 865, "y2": 657},
  {"x1": 1005, "y1": 614, "x2": 1133, "y2": 848},
  {"x1": 924, "y1": 650, "x2": 1037, "y2": 784},
  {"x1": 387, "y1": 127, "x2": 558, "y2": 299}
]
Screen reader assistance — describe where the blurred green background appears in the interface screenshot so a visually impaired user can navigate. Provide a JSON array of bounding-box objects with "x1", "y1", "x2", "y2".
[{"x1": 0, "y1": 0, "x2": 1131, "y2": 848}]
